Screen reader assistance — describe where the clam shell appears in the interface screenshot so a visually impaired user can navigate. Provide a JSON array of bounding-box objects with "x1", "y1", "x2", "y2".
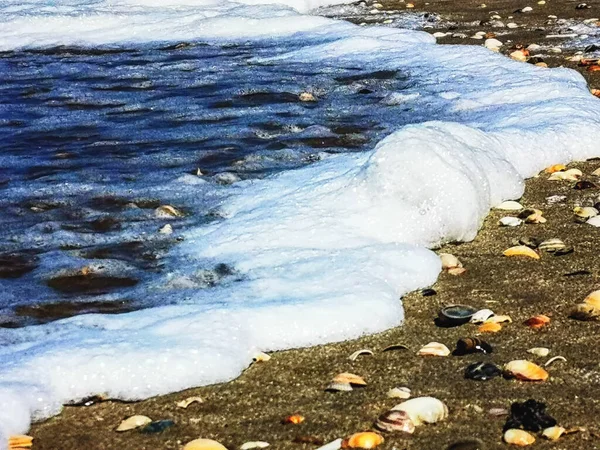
[
  {"x1": 542, "y1": 426, "x2": 566, "y2": 441},
  {"x1": 176, "y1": 396, "x2": 203, "y2": 409},
  {"x1": 527, "y1": 347, "x2": 550, "y2": 357},
  {"x1": 391, "y1": 397, "x2": 448, "y2": 426},
  {"x1": 524, "y1": 314, "x2": 551, "y2": 329},
  {"x1": 573, "y1": 206, "x2": 598, "y2": 219},
  {"x1": 499, "y1": 217, "x2": 523, "y2": 227},
  {"x1": 375, "y1": 410, "x2": 415, "y2": 434},
  {"x1": 586, "y1": 215, "x2": 600, "y2": 227},
  {"x1": 485, "y1": 315, "x2": 512, "y2": 324},
  {"x1": 478, "y1": 322, "x2": 502, "y2": 333},
  {"x1": 8, "y1": 435, "x2": 33, "y2": 449},
  {"x1": 504, "y1": 360, "x2": 549, "y2": 381},
  {"x1": 584, "y1": 290, "x2": 600, "y2": 308},
  {"x1": 183, "y1": 439, "x2": 228, "y2": 450},
  {"x1": 253, "y1": 352, "x2": 271, "y2": 362},
  {"x1": 495, "y1": 201, "x2": 523, "y2": 211},
  {"x1": 348, "y1": 349, "x2": 374, "y2": 361},
  {"x1": 503, "y1": 429, "x2": 535, "y2": 446},
  {"x1": 332, "y1": 373, "x2": 367, "y2": 386},
  {"x1": 470, "y1": 309, "x2": 495, "y2": 324},
  {"x1": 545, "y1": 164, "x2": 567, "y2": 173},
  {"x1": 316, "y1": 439, "x2": 343, "y2": 450},
  {"x1": 538, "y1": 239, "x2": 565, "y2": 252},
  {"x1": 569, "y1": 303, "x2": 600, "y2": 321},
  {"x1": 549, "y1": 168, "x2": 582, "y2": 181},
  {"x1": 326, "y1": 382, "x2": 353, "y2": 392},
  {"x1": 387, "y1": 387, "x2": 411, "y2": 399},
  {"x1": 447, "y1": 267, "x2": 467, "y2": 276},
  {"x1": 382, "y1": 344, "x2": 409, "y2": 352},
  {"x1": 503, "y1": 246, "x2": 540, "y2": 259},
  {"x1": 439, "y1": 253, "x2": 462, "y2": 269},
  {"x1": 240, "y1": 442, "x2": 269, "y2": 450},
  {"x1": 115, "y1": 415, "x2": 152, "y2": 432},
  {"x1": 439, "y1": 305, "x2": 477, "y2": 325},
  {"x1": 342, "y1": 432, "x2": 384, "y2": 449},
  {"x1": 155, "y1": 204, "x2": 184, "y2": 218},
  {"x1": 417, "y1": 342, "x2": 450, "y2": 357}
]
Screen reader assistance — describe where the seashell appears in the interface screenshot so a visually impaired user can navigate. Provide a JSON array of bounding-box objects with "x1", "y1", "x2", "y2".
[
  {"x1": 438, "y1": 305, "x2": 477, "y2": 326},
  {"x1": 299, "y1": 92, "x2": 317, "y2": 102},
  {"x1": 569, "y1": 303, "x2": 600, "y2": 321},
  {"x1": 283, "y1": 414, "x2": 305, "y2": 424},
  {"x1": 542, "y1": 426, "x2": 565, "y2": 441},
  {"x1": 548, "y1": 168, "x2": 582, "y2": 181},
  {"x1": 510, "y1": 50, "x2": 528, "y2": 61},
  {"x1": 115, "y1": 415, "x2": 152, "y2": 432},
  {"x1": 155, "y1": 204, "x2": 184, "y2": 218},
  {"x1": 140, "y1": 419, "x2": 174, "y2": 434},
  {"x1": 382, "y1": 344, "x2": 409, "y2": 352},
  {"x1": 538, "y1": 238, "x2": 565, "y2": 252},
  {"x1": 391, "y1": 397, "x2": 448, "y2": 426},
  {"x1": 499, "y1": 217, "x2": 523, "y2": 227},
  {"x1": 183, "y1": 439, "x2": 228, "y2": 450},
  {"x1": 326, "y1": 382, "x2": 353, "y2": 392},
  {"x1": 586, "y1": 215, "x2": 600, "y2": 227},
  {"x1": 527, "y1": 347, "x2": 550, "y2": 357},
  {"x1": 447, "y1": 267, "x2": 467, "y2": 276},
  {"x1": 348, "y1": 349, "x2": 374, "y2": 361},
  {"x1": 545, "y1": 164, "x2": 566, "y2": 173},
  {"x1": 316, "y1": 439, "x2": 343, "y2": 450},
  {"x1": 524, "y1": 314, "x2": 550, "y2": 329},
  {"x1": 504, "y1": 360, "x2": 549, "y2": 381},
  {"x1": 478, "y1": 322, "x2": 502, "y2": 333},
  {"x1": 503, "y1": 246, "x2": 540, "y2": 259},
  {"x1": 420, "y1": 288, "x2": 437, "y2": 296},
  {"x1": 488, "y1": 407, "x2": 509, "y2": 417},
  {"x1": 584, "y1": 290, "x2": 600, "y2": 308},
  {"x1": 177, "y1": 396, "x2": 203, "y2": 409},
  {"x1": 374, "y1": 410, "x2": 415, "y2": 434},
  {"x1": 485, "y1": 315, "x2": 512, "y2": 324},
  {"x1": 544, "y1": 356, "x2": 566, "y2": 367},
  {"x1": 240, "y1": 442, "x2": 270, "y2": 450},
  {"x1": 524, "y1": 213, "x2": 546, "y2": 224},
  {"x1": 464, "y1": 362, "x2": 502, "y2": 381},
  {"x1": 454, "y1": 337, "x2": 493, "y2": 355},
  {"x1": 470, "y1": 309, "x2": 495, "y2": 324},
  {"x1": 593, "y1": 167, "x2": 600, "y2": 176},
  {"x1": 417, "y1": 342, "x2": 450, "y2": 357},
  {"x1": 8, "y1": 435, "x2": 33, "y2": 449},
  {"x1": 332, "y1": 373, "x2": 367, "y2": 386},
  {"x1": 341, "y1": 432, "x2": 384, "y2": 449},
  {"x1": 387, "y1": 387, "x2": 411, "y2": 399},
  {"x1": 253, "y1": 352, "x2": 271, "y2": 362},
  {"x1": 440, "y1": 253, "x2": 462, "y2": 269},
  {"x1": 495, "y1": 200, "x2": 523, "y2": 211},
  {"x1": 159, "y1": 224, "x2": 173, "y2": 234},
  {"x1": 574, "y1": 206, "x2": 598, "y2": 219},
  {"x1": 503, "y1": 429, "x2": 535, "y2": 446},
  {"x1": 546, "y1": 194, "x2": 566, "y2": 204}
]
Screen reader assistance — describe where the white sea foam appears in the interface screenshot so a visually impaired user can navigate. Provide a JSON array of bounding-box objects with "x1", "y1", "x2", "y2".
[{"x1": 1, "y1": 0, "x2": 600, "y2": 447}]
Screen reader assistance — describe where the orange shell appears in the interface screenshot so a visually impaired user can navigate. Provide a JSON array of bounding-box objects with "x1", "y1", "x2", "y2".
[
  {"x1": 592, "y1": 89, "x2": 600, "y2": 98},
  {"x1": 283, "y1": 414, "x2": 305, "y2": 424},
  {"x1": 524, "y1": 314, "x2": 551, "y2": 329},
  {"x1": 544, "y1": 164, "x2": 567, "y2": 174},
  {"x1": 182, "y1": 439, "x2": 228, "y2": 450},
  {"x1": 584, "y1": 290, "x2": 600, "y2": 308},
  {"x1": 504, "y1": 360, "x2": 549, "y2": 381},
  {"x1": 8, "y1": 436, "x2": 33, "y2": 449},
  {"x1": 342, "y1": 432, "x2": 384, "y2": 449},
  {"x1": 504, "y1": 429, "x2": 536, "y2": 446},
  {"x1": 503, "y1": 246, "x2": 540, "y2": 259},
  {"x1": 478, "y1": 322, "x2": 502, "y2": 333},
  {"x1": 588, "y1": 65, "x2": 600, "y2": 72},
  {"x1": 332, "y1": 372, "x2": 367, "y2": 386}
]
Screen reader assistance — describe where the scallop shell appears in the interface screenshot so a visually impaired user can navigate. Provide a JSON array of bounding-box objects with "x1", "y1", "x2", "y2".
[
  {"x1": 240, "y1": 443, "x2": 269, "y2": 450},
  {"x1": 391, "y1": 397, "x2": 448, "y2": 426},
  {"x1": 374, "y1": 410, "x2": 415, "y2": 434},
  {"x1": 470, "y1": 309, "x2": 495, "y2": 324},
  {"x1": 387, "y1": 387, "x2": 411, "y2": 399},
  {"x1": 584, "y1": 290, "x2": 600, "y2": 308},
  {"x1": 527, "y1": 347, "x2": 550, "y2": 357},
  {"x1": 538, "y1": 239, "x2": 565, "y2": 252},
  {"x1": 542, "y1": 426, "x2": 566, "y2": 441},
  {"x1": 495, "y1": 201, "x2": 523, "y2": 211},
  {"x1": 569, "y1": 303, "x2": 600, "y2": 321},
  {"x1": 504, "y1": 360, "x2": 549, "y2": 381},
  {"x1": 183, "y1": 439, "x2": 228, "y2": 450},
  {"x1": 341, "y1": 432, "x2": 384, "y2": 449},
  {"x1": 574, "y1": 206, "x2": 598, "y2": 219},
  {"x1": 8, "y1": 435, "x2": 33, "y2": 449},
  {"x1": 417, "y1": 342, "x2": 450, "y2": 357},
  {"x1": 503, "y1": 429, "x2": 535, "y2": 446},
  {"x1": 439, "y1": 253, "x2": 462, "y2": 269},
  {"x1": 478, "y1": 322, "x2": 502, "y2": 333},
  {"x1": 348, "y1": 349, "x2": 374, "y2": 361},
  {"x1": 503, "y1": 246, "x2": 540, "y2": 259},
  {"x1": 177, "y1": 396, "x2": 203, "y2": 409},
  {"x1": 545, "y1": 164, "x2": 567, "y2": 173},
  {"x1": 155, "y1": 204, "x2": 184, "y2": 218},
  {"x1": 115, "y1": 415, "x2": 152, "y2": 432},
  {"x1": 499, "y1": 217, "x2": 523, "y2": 227},
  {"x1": 524, "y1": 314, "x2": 551, "y2": 329}
]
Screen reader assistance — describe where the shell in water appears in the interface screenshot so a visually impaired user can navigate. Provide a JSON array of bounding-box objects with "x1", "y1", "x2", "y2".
[
  {"x1": 155, "y1": 204, "x2": 184, "y2": 218},
  {"x1": 183, "y1": 439, "x2": 228, "y2": 450},
  {"x1": 439, "y1": 253, "x2": 462, "y2": 269},
  {"x1": 8, "y1": 435, "x2": 33, "y2": 449},
  {"x1": 391, "y1": 397, "x2": 448, "y2": 426},
  {"x1": 569, "y1": 303, "x2": 600, "y2": 321},
  {"x1": 499, "y1": 217, "x2": 523, "y2": 227},
  {"x1": 374, "y1": 410, "x2": 415, "y2": 434},
  {"x1": 495, "y1": 201, "x2": 523, "y2": 211},
  {"x1": 417, "y1": 342, "x2": 450, "y2": 357},
  {"x1": 115, "y1": 415, "x2": 152, "y2": 432},
  {"x1": 478, "y1": 322, "x2": 502, "y2": 333},
  {"x1": 542, "y1": 426, "x2": 566, "y2": 441},
  {"x1": 528, "y1": 347, "x2": 550, "y2": 357},
  {"x1": 584, "y1": 290, "x2": 600, "y2": 308},
  {"x1": 503, "y1": 429, "x2": 535, "y2": 446},
  {"x1": 503, "y1": 246, "x2": 540, "y2": 259},
  {"x1": 342, "y1": 432, "x2": 384, "y2": 449},
  {"x1": 504, "y1": 360, "x2": 549, "y2": 381},
  {"x1": 470, "y1": 309, "x2": 495, "y2": 324},
  {"x1": 387, "y1": 387, "x2": 411, "y2": 399}
]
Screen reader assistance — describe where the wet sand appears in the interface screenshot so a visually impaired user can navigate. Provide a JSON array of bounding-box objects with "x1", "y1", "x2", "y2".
[{"x1": 26, "y1": 2, "x2": 600, "y2": 449}]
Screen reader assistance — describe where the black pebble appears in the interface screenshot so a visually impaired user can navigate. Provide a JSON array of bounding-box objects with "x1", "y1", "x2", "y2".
[
  {"x1": 574, "y1": 180, "x2": 597, "y2": 190},
  {"x1": 503, "y1": 399, "x2": 557, "y2": 432},
  {"x1": 464, "y1": 362, "x2": 502, "y2": 381},
  {"x1": 421, "y1": 288, "x2": 437, "y2": 296}
]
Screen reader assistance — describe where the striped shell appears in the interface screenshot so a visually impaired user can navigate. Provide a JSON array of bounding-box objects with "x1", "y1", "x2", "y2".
[
  {"x1": 538, "y1": 239, "x2": 565, "y2": 252},
  {"x1": 374, "y1": 410, "x2": 415, "y2": 434}
]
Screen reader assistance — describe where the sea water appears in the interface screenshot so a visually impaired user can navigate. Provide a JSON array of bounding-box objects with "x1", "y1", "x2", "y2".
[{"x1": 1, "y1": 0, "x2": 600, "y2": 445}]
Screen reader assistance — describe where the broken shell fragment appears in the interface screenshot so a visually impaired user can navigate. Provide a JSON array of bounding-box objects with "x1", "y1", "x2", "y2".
[
  {"x1": 527, "y1": 347, "x2": 550, "y2": 357},
  {"x1": 348, "y1": 349, "x2": 374, "y2": 361},
  {"x1": 391, "y1": 397, "x2": 448, "y2": 426},
  {"x1": 518, "y1": 208, "x2": 546, "y2": 224},
  {"x1": 438, "y1": 304, "x2": 477, "y2": 326},
  {"x1": 387, "y1": 387, "x2": 411, "y2": 399},
  {"x1": 299, "y1": 92, "x2": 317, "y2": 102},
  {"x1": 470, "y1": 309, "x2": 495, "y2": 324},
  {"x1": 8, "y1": 435, "x2": 33, "y2": 449},
  {"x1": 478, "y1": 322, "x2": 502, "y2": 333},
  {"x1": 503, "y1": 429, "x2": 535, "y2": 446},
  {"x1": 115, "y1": 415, "x2": 152, "y2": 432},
  {"x1": 454, "y1": 337, "x2": 493, "y2": 355},
  {"x1": 440, "y1": 253, "x2": 462, "y2": 269},
  {"x1": 447, "y1": 267, "x2": 467, "y2": 276},
  {"x1": 382, "y1": 344, "x2": 409, "y2": 352},
  {"x1": 177, "y1": 396, "x2": 203, "y2": 409},
  {"x1": 544, "y1": 356, "x2": 566, "y2": 367},
  {"x1": 316, "y1": 439, "x2": 343, "y2": 450},
  {"x1": 586, "y1": 216, "x2": 600, "y2": 227},
  {"x1": 374, "y1": 410, "x2": 415, "y2": 434},
  {"x1": 332, "y1": 373, "x2": 367, "y2": 386},
  {"x1": 499, "y1": 217, "x2": 523, "y2": 227},
  {"x1": 503, "y1": 246, "x2": 540, "y2": 259},
  {"x1": 495, "y1": 201, "x2": 523, "y2": 211},
  {"x1": 159, "y1": 224, "x2": 173, "y2": 234},
  {"x1": 183, "y1": 439, "x2": 228, "y2": 450},
  {"x1": 542, "y1": 426, "x2": 566, "y2": 441},
  {"x1": 524, "y1": 314, "x2": 551, "y2": 329},
  {"x1": 464, "y1": 362, "x2": 502, "y2": 381},
  {"x1": 548, "y1": 168, "x2": 582, "y2": 181},
  {"x1": 240, "y1": 442, "x2": 270, "y2": 450},
  {"x1": 504, "y1": 360, "x2": 549, "y2": 381},
  {"x1": 569, "y1": 303, "x2": 600, "y2": 321},
  {"x1": 283, "y1": 414, "x2": 305, "y2": 424},
  {"x1": 417, "y1": 342, "x2": 450, "y2": 356},
  {"x1": 341, "y1": 432, "x2": 384, "y2": 449}
]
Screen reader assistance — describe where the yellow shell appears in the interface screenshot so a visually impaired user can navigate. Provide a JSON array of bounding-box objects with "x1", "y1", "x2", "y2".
[
  {"x1": 545, "y1": 164, "x2": 566, "y2": 173},
  {"x1": 584, "y1": 290, "x2": 600, "y2": 308},
  {"x1": 183, "y1": 439, "x2": 228, "y2": 450},
  {"x1": 115, "y1": 415, "x2": 152, "y2": 432},
  {"x1": 342, "y1": 432, "x2": 384, "y2": 449},
  {"x1": 542, "y1": 426, "x2": 566, "y2": 441},
  {"x1": 155, "y1": 204, "x2": 184, "y2": 218},
  {"x1": 485, "y1": 315, "x2": 512, "y2": 324},
  {"x1": 417, "y1": 342, "x2": 450, "y2": 357},
  {"x1": 504, "y1": 360, "x2": 549, "y2": 381},
  {"x1": 503, "y1": 246, "x2": 540, "y2": 259},
  {"x1": 8, "y1": 435, "x2": 33, "y2": 449},
  {"x1": 332, "y1": 372, "x2": 367, "y2": 386},
  {"x1": 478, "y1": 322, "x2": 502, "y2": 333},
  {"x1": 504, "y1": 429, "x2": 536, "y2": 446}
]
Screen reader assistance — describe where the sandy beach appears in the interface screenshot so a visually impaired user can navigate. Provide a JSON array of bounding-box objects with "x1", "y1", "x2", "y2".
[{"x1": 16, "y1": 1, "x2": 600, "y2": 449}]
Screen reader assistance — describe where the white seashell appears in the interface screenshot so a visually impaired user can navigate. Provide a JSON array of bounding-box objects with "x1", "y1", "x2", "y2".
[
  {"x1": 115, "y1": 415, "x2": 152, "y2": 432},
  {"x1": 527, "y1": 347, "x2": 550, "y2": 357},
  {"x1": 546, "y1": 195, "x2": 566, "y2": 204},
  {"x1": 315, "y1": 439, "x2": 343, "y2": 450},
  {"x1": 326, "y1": 382, "x2": 353, "y2": 392},
  {"x1": 542, "y1": 426, "x2": 566, "y2": 441},
  {"x1": 499, "y1": 217, "x2": 523, "y2": 227},
  {"x1": 240, "y1": 442, "x2": 270, "y2": 450},
  {"x1": 592, "y1": 167, "x2": 600, "y2": 176},
  {"x1": 299, "y1": 92, "x2": 317, "y2": 102},
  {"x1": 549, "y1": 168, "x2": 582, "y2": 181},
  {"x1": 391, "y1": 397, "x2": 448, "y2": 426},
  {"x1": 495, "y1": 200, "x2": 523, "y2": 210},
  {"x1": 155, "y1": 205, "x2": 184, "y2": 218},
  {"x1": 521, "y1": 6, "x2": 533, "y2": 11},
  {"x1": 253, "y1": 352, "x2": 271, "y2": 362},
  {"x1": 574, "y1": 206, "x2": 598, "y2": 219},
  {"x1": 159, "y1": 224, "x2": 173, "y2": 234},
  {"x1": 527, "y1": 43, "x2": 541, "y2": 51},
  {"x1": 177, "y1": 396, "x2": 203, "y2": 408},
  {"x1": 387, "y1": 387, "x2": 411, "y2": 399},
  {"x1": 470, "y1": 309, "x2": 495, "y2": 324},
  {"x1": 439, "y1": 253, "x2": 462, "y2": 269},
  {"x1": 417, "y1": 342, "x2": 450, "y2": 357},
  {"x1": 485, "y1": 38, "x2": 503, "y2": 50},
  {"x1": 348, "y1": 349, "x2": 374, "y2": 361},
  {"x1": 544, "y1": 355, "x2": 566, "y2": 367},
  {"x1": 184, "y1": 439, "x2": 228, "y2": 450},
  {"x1": 586, "y1": 216, "x2": 600, "y2": 227}
]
